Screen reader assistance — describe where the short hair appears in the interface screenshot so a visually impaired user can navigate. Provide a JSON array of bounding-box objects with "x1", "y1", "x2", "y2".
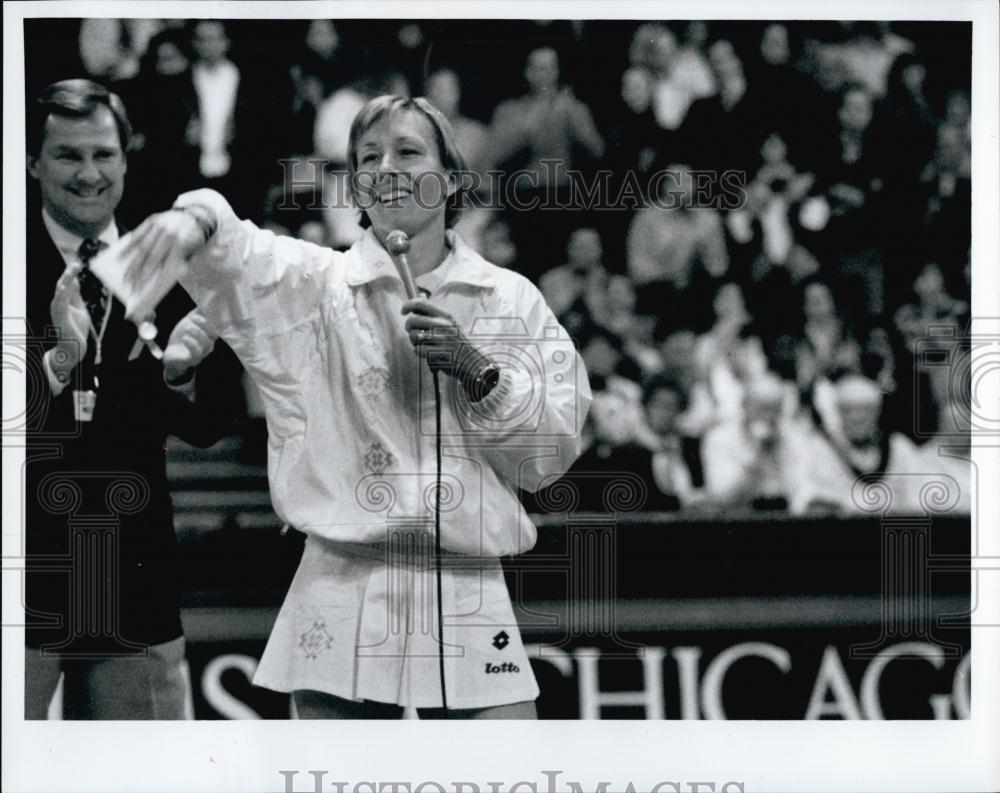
[
  {"x1": 28, "y1": 79, "x2": 132, "y2": 158},
  {"x1": 346, "y1": 94, "x2": 469, "y2": 230}
]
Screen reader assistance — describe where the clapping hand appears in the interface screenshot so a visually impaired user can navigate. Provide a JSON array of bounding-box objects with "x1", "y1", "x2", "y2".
[{"x1": 163, "y1": 310, "x2": 217, "y2": 386}]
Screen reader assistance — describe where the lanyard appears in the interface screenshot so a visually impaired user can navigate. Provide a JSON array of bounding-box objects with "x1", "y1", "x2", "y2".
[{"x1": 87, "y1": 286, "x2": 112, "y2": 389}]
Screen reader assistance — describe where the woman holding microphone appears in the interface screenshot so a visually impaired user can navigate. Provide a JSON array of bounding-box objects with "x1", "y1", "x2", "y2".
[{"x1": 121, "y1": 95, "x2": 590, "y2": 719}]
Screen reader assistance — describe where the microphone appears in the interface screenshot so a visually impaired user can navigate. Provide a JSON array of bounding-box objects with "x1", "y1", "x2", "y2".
[{"x1": 386, "y1": 229, "x2": 418, "y2": 300}]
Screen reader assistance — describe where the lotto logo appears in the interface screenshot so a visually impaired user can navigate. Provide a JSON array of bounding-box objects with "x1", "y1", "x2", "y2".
[{"x1": 484, "y1": 662, "x2": 520, "y2": 674}]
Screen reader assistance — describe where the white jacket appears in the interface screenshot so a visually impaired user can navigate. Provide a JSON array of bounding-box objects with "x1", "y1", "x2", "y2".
[{"x1": 175, "y1": 190, "x2": 591, "y2": 556}]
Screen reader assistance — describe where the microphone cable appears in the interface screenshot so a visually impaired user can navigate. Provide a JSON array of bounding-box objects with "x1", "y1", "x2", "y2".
[
  {"x1": 386, "y1": 229, "x2": 448, "y2": 715},
  {"x1": 432, "y1": 366, "x2": 448, "y2": 715}
]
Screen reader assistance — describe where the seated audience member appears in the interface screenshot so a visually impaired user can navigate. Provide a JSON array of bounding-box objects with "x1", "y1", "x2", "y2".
[
  {"x1": 656, "y1": 325, "x2": 716, "y2": 437},
  {"x1": 701, "y1": 374, "x2": 807, "y2": 511},
  {"x1": 578, "y1": 324, "x2": 645, "y2": 447},
  {"x1": 539, "y1": 227, "x2": 608, "y2": 319},
  {"x1": 626, "y1": 163, "x2": 728, "y2": 314},
  {"x1": 726, "y1": 132, "x2": 820, "y2": 290},
  {"x1": 795, "y1": 375, "x2": 926, "y2": 514},
  {"x1": 634, "y1": 374, "x2": 708, "y2": 509},
  {"x1": 592, "y1": 275, "x2": 661, "y2": 376}
]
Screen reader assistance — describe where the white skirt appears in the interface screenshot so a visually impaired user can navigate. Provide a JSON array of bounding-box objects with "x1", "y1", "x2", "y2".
[{"x1": 253, "y1": 533, "x2": 539, "y2": 709}]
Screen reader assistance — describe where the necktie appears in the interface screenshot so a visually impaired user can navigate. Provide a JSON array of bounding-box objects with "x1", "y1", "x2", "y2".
[{"x1": 77, "y1": 238, "x2": 109, "y2": 332}]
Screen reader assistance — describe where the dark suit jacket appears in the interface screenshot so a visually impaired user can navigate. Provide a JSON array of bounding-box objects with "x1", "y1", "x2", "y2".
[{"x1": 24, "y1": 209, "x2": 230, "y2": 654}]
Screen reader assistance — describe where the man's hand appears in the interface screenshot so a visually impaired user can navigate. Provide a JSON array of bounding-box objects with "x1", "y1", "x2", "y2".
[
  {"x1": 401, "y1": 298, "x2": 491, "y2": 385},
  {"x1": 48, "y1": 264, "x2": 90, "y2": 380},
  {"x1": 120, "y1": 209, "x2": 207, "y2": 294},
  {"x1": 163, "y1": 310, "x2": 217, "y2": 386}
]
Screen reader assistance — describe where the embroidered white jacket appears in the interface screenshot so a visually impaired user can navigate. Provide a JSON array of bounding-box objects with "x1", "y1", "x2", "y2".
[{"x1": 175, "y1": 189, "x2": 591, "y2": 556}]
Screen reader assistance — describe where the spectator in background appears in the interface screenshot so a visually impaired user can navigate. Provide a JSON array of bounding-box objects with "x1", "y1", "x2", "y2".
[
  {"x1": 79, "y1": 18, "x2": 161, "y2": 84},
  {"x1": 124, "y1": 28, "x2": 200, "y2": 221},
  {"x1": 603, "y1": 65, "x2": 665, "y2": 265},
  {"x1": 750, "y1": 23, "x2": 828, "y2": 162},
  {"x1": 285, "y1": 21, "x2": 357, "y2": 155},
  {"x1": 539, "y1": 227, "x2": 607, "y2": 324},
  {"x1": 774, "y1": 279, "x2": 862, "y2": 392},
  {"x1": 187, "y1": 20, "x2": 267, "y2": 218},
  {"x1": 655, "y1": 325, "x2": 716, "y2": 438},
  {"x1": 635, "y1": 374, "x2": 708, "y2": 510},
  {"x1": 726, "y1": 131, "x2": 820, "y2": 297},
  {"x1": 809, "y1": 83, "x2": 886, "y2": 318},
  {"x1": 868, "y1": 52, "x2": 937, "y2": 286},
  {"x1": 490, "y1": 45, "x2": 605, "y2": 279},
  {"x1": 796, "y1": 375, "x2": 924, "y2": 514},
  {"x1": 680, "y1": 38, "x2": 763, "y2": 176},
  {"x1": 646, "y1": 24, "x2": 714, "y2": 134},
  {"x1": 425, "y1": 68, "x2": 492, "y2": 187},
  {"x1": 626, "y1": 163, "x2": 728, "y2": 314},
  {"x1": 592, "y1": 274, "x2": 661, "y2": 376},
  {"x1": 828, "y1": 22, "x2": 913, "y2": 99},
  {"x1": 918, "y1": 121, "x2": 972, "y2": 274},
  {"x1": 701, "y1": 374, "x2": 806, "y2": 511}
]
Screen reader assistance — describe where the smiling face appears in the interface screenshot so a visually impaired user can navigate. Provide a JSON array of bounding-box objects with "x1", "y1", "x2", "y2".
[
  {"x1": 353, "y1": 108, "x2": 456, "y2": 239},
  {"x1": 28, "y1": 105, "x2": 126, "y2": 238}
]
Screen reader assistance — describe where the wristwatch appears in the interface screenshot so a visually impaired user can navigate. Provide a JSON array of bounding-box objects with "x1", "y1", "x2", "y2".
[{"x1": 465, "y1": 362, "x2": 501, "y2": 403}]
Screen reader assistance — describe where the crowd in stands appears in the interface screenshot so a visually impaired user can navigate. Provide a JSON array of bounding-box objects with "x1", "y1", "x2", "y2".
[{"x1": 24, "y1": 18, "x2": 974, "y2": 517}]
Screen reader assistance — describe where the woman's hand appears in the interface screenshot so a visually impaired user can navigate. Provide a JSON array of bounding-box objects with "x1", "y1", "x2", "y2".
[
  {"x1": 401, "y1": 298, "x2": 491, "y2": 385},
  {"x1": 120, "y1": 209, "x2": 208, "y2": 293},
  {"x1": 163, "y1": 310, "x2": 218, "y2": 386}
]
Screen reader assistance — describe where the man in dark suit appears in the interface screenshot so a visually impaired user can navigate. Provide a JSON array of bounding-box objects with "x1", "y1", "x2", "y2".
[{"x1": 24, "y1": 79, "x2": 229, "y2": 719}]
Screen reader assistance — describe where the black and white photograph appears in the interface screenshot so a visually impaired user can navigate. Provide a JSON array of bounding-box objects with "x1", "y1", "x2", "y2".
[{"x1": 2, "y1": 1, "x2": 998, "y2": 791}]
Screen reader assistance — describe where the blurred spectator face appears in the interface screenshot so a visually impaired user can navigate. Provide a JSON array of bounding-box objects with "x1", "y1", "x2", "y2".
[
  {"x1": 713, "y1": 282, "x2": 746, "y2": 321},
  {"x1": 760, "y1": 24, "x2": 790, "y2": 66},
  {"x1": 660, "y1": 163, "x2": 695, "y2": 206},
  {"x1": 155, "y1": 40, "x2": 189, "y2": 76},
  {"x1": 730, "y1": 335, "x2": 768, "y2": 380},
  {"x1": 306, "y1": 20, "x2": 339, "y2": 59},
  {"x1": 660, "y1": 329, "x2": 697, "y2": 370},
  {"x1": 838, "y1": 394, "x2": 882, "y2": 445},
  {"x1": 645, "y1": 386, "x2": 684, "y2": 435},
  {"x1": 649, "y1": 29, "x2": 678, "y2": 73},
  {"x1": 426, "y1": 70, "x2": 461, "y2": 117},
  {"x1": 803, "y1": 282, "x2": 835, "y2": 319},
  {"x1": 838, "y1": 88, "x2": 873, "y2": 133},
  {"x1": 192, "y1": 21, "x2": 229, "y2": 65},
  {"x1": 946, "y1": 91, "x2": 971, "y2": 128},
  {"x1": 582, "y1": 334, "x2": 621, "y2": 379},
  {"x1": 621, "y1": 67, "x2": 653, "y2": 113},
  {"x1": 901, "y1": 62, "x2": 926, "y2": 95},
  {"x1": 607, "y1": 275, "x2": 637, "y2": 315},
  {"x1": 760, "y1": 132, "x2": 787, "y2": 165},
  {"x1": 914, "y1": 262, "x2": 945, "y2": 301},
  {"x1": 935, "y1": 124, "x2": 968, "y2": 172},
  {"x1": 814, "y1": 49, "x2": 847, "y2": 92},
  {"x1": 28, "y1": 105, "x2": 127, "y2": 238},
  {"x1": 684, "y1": 21, "x2": 710, "y2": 48},
  {"x1": 525, "y1": 48, "x2": 559, "y2": 93},
  {"x1": 708, "y1": 40, "x2": 743, "y2": 84},
  {"x1": 567, "y1": 228, "x2": 603, "y2": 272}
]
